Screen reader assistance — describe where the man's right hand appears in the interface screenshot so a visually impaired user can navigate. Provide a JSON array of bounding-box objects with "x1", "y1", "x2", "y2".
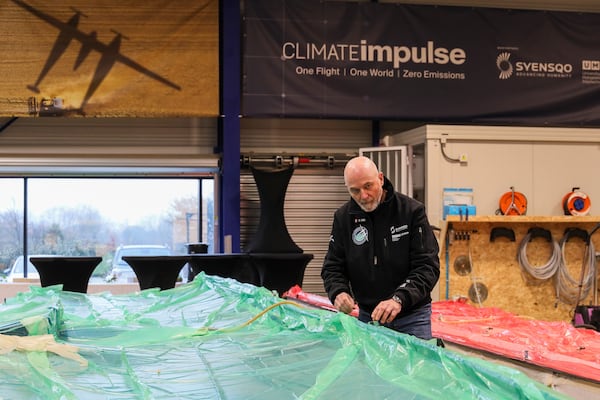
[{"x1": 334, "y1": 292, "x2": 356, "y2": 314}]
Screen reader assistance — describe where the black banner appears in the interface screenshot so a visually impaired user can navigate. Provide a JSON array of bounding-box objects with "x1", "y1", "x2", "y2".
[{"x1": 243, "y1": 0, "x2": 600, "y2": 126}]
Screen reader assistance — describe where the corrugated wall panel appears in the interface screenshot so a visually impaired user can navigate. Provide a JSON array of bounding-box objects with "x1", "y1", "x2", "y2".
[
  {"x1": 240, "y1": 118, "x2": 372, "y2": 295},
  {"x1": 241, "y1": 118, "x2": 373, "y2": 154},
  {"x1": 0, "y1": 117, "x2": 218, "y2": 169}
]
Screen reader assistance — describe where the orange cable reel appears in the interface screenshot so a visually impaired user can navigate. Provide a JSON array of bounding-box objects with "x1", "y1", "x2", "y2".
[
  {"x1": 498, "y1": 186, "x2": 527, "y2": 215},
  {"x1": 562, "y1": 187, "x2": 591, "y2": 216}
]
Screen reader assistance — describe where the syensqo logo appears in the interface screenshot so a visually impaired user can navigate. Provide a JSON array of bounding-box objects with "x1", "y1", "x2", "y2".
[{"x1": 496, "y1": 52, "x2": 513, "y2": 79}]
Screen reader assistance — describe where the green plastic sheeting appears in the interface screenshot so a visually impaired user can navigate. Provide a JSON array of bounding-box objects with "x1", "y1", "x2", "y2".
[{"x1": 0, "y1": 273, "x2": 571, "y2": 399}]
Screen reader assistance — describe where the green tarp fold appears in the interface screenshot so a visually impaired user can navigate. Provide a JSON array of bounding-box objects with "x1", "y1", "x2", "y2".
[{"x1": 0, "y1": 274, "x2": 571, "y2": 399}]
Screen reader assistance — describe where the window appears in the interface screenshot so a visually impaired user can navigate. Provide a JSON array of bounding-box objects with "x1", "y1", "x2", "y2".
[{"x1": 0, "y1": 177, "x2": 214, "y2": 283}]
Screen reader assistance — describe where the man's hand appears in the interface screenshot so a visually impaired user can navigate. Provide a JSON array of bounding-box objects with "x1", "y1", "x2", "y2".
[
  {"x1": 371, "y1": 299, "x2": 402, "y2": 324},
  {"x1": 334, "y1": 292, "x2": 356, "y2": 314}
]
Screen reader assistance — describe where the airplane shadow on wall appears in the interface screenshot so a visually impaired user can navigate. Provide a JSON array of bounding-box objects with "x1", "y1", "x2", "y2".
[{"x1": 12, "y1": 0, "x2": 182, "y2": 116}]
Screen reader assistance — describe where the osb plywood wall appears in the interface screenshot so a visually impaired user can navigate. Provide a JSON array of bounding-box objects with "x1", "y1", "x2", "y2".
[
  {"x1": 0, "y1": 0, "x2": 218, "y2": 117},
  {"x1": 441, "y1": 216, "x2": 600, "y2": 322}
]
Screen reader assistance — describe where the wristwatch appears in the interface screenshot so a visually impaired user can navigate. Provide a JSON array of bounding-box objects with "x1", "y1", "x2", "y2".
[{"x1": 391, "y1": 294, "x2": 403, "y2": 305}]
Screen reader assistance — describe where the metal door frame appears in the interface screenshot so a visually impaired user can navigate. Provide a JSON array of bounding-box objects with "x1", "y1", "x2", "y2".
[{"x1": 359, "y1": 145, "x2": 411, "y2": 197}]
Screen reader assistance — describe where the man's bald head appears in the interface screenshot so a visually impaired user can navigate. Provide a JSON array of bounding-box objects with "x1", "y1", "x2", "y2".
[{"x1": 344, "y1": 156, "x2": 379, "y2": 186}]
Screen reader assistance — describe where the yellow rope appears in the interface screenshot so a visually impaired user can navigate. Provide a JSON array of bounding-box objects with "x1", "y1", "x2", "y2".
[
  {"x1": 193, "y1": 300, "x2": 306, "y2": 335},
  {"x1": 436, "y1": 315, "x2": 498, "y2": 324}
]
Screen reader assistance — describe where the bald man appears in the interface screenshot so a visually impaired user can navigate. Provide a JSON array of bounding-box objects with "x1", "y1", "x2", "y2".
[{"x1": 321, "y1": 156, "x2": 440, "y2": 339}]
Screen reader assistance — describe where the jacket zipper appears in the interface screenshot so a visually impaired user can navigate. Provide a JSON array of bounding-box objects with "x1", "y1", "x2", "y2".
[{"x1": 375, "y1": 236, "x2": 388, "y2": 267}]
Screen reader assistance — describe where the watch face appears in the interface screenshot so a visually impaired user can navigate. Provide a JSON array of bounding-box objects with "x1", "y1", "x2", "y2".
[{"x1": 392, "y1": 295, "x2": 402, "y2": 304}]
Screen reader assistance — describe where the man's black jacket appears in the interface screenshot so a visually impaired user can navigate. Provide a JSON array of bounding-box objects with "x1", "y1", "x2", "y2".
[{"x1": 322, "y1": 177, "x2": 440, "y2": 315}]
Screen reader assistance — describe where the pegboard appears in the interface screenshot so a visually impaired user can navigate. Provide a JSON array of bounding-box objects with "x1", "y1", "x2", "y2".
[{"x1": 440, "y1": 216, "x2": 600, "y2": 321}]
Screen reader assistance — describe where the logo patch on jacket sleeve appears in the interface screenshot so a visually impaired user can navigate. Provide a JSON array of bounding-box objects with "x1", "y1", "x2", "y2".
[{"x1": 352, "y1": 225, "x2": 369, "y2": 245}]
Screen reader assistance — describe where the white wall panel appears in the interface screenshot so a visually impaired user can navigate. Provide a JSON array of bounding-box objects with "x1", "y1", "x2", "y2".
[{"x1": 389, "y1": 124, "x2": 600, "y2": 224}]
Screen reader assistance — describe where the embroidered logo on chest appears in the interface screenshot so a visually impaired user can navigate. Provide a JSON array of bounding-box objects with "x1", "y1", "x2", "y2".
[{"x1": 352, "y1": 225, "x2": 369, "y2": 245}]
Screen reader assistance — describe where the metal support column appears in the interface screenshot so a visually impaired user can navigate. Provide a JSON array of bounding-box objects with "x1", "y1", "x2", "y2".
[{"x1": 219, "y1": 0, "x2": 241, "y2": 252}]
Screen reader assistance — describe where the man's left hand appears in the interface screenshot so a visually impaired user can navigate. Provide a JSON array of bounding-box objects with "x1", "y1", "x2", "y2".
[{"x1": 371, "y1": 299, "x2": 402, "y2": 324}]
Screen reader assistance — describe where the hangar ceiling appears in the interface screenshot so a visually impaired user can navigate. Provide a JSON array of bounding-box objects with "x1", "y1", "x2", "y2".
[{"x1": 383, "y1": 0, "x2": 600, "y2": 13}]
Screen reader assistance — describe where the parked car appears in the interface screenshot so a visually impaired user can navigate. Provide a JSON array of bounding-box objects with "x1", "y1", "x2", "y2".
[
  {"x1": 4, "y1": 255, "x2": 55, "y2": 283},
  {"x1": 105, "y1": 245, "x2": 171, "y2": 283}
]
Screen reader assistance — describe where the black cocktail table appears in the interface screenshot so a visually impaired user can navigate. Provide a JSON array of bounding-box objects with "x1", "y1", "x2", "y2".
[
  {"x1": 122, "y1": 256, "x2": 190, "y2": 290},
  {"x1": 30, "y1": 256, "x2": 102, "y2": 293}
]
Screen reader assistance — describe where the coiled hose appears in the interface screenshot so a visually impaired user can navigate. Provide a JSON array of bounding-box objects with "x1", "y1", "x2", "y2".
[
  {"x1": 555, "y1": 229, "x2": 596, "y2": 305},
  {"x1": 517, "y1": 230, "x2": 561, "y2": 284}
]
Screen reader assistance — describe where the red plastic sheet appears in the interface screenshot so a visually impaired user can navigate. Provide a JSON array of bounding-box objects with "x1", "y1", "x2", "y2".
[
  {"x1": 284, "y1": 286, "x2": 600, "y2": 382},
  {"x1": 431, "y1": 300, "x2": 600, "y2": 382},
  {"x1": 284, "y1": 285, "x2": 359, "y2": 317}
]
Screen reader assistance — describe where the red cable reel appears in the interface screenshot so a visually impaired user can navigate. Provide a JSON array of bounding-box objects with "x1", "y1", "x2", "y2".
[{"x1": 562, "y1": 187, "x2": 591, "y2": 216}]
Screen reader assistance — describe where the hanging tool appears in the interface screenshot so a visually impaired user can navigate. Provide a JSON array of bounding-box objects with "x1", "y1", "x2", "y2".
[
  {"x1": 466, "y1": 236, "x2": 487, "y2": 305},
  {"x1": 453, "y1": 254, "x2": 471, "y2": 276}
]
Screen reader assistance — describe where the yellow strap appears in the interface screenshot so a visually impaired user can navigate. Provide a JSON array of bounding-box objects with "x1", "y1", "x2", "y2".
[{"x1": 0, "y1": 333, "x2": 88, "y2": 367}]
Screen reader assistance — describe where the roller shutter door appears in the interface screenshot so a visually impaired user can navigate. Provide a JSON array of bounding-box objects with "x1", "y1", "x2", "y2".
[
  {"x1": 240, "y1": 118, "x2": 373, "y2": 295},
  {"x1": 240, "y1": 169, "x2": 350, "y2": 296},
  {"x1": 0, "y1": 118, "x2": 219, "y2": 173}
]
